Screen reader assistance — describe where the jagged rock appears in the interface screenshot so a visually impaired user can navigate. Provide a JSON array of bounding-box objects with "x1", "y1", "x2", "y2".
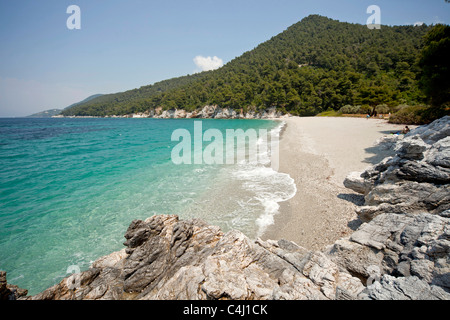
[
  {"x1": 427, "y1": 136, "x2": 450, "y2": 168},
  {"x1": 26, "y1": 210, "x2": 447, "y2": 301},
  {"x1": 395, "y1": 136, "x2": 429, "y2": 160},
  {"x1": 145, "y1": 105, "x2": 289, "y2": 120},
  {"x1": 357, "y1": 181, "x2": 450, "y2": 222},
  {"x1": 328, "y1": 212, "x2": 450, "y2": 293},
  {"x1": 343, "y1": 171, "x2": 372, "y2": 195},
  {"x1": 358, "y1": 275, "x2": 450, "y2": 300},
  {"x1": 396, "y1": 161, "x2": 450, "y2": 184},
  {"x1": 345, "y1": 116, "x2": 450, "y2": 222},
  {"x1": 409, "y1": 116, "x2": 450, "y2": 144},
  {"x1": 25, "y1": 214, "x2": 364, "y2": 300},
  {"x1": 0, "y1": 271, "x2": 28, "y2": 300}
]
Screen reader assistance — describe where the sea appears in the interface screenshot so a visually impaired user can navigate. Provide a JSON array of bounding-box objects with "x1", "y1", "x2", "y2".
[{"x1": 0, "y1": 117, "x2": 296, "y2": 295}]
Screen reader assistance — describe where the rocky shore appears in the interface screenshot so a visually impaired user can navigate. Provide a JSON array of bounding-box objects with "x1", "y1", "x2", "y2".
[
  {"x1": 2, "y1": 116, "x2": 449, "y2": 300},
  {"x1": 57, "y1": 105, "x2": 291, "y2": 119}
]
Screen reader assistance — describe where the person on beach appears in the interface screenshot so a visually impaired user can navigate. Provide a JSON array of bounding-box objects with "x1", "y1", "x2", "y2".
[{"x1": 391, "y1": 125, "x2": 411, "y2": 135}]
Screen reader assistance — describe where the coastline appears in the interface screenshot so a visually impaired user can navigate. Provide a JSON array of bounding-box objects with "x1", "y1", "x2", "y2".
[
  {"x1": 262, "y1": 116, "x2": 412, "y2": 250},
  {"x1": 5, "y1": 116, "x2": 449, "y2": 300}
]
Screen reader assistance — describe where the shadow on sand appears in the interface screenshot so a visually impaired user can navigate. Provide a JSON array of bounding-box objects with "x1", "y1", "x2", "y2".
[
  {"x1": 337, "y1": 193, "x2": 365, "y2": 231},
  {"x1": 362, "y1": 130, "x2": 404, "y2": 165},
  {"x1": 337, "y1": 193, "x2": 365, "y2": 206}
]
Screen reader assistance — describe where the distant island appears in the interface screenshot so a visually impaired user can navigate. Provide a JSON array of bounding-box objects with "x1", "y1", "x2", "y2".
[
  {"x1": 27, "y1": 109, "x2": 63, "y2": 118},
  {"x1": 27, "y1": 94, "x2": 103, "y2": 118}
]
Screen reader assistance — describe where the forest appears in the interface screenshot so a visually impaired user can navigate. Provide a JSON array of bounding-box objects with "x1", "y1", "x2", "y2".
[{"x1": 61, "y1": 15, "x2": 449, "y2": 123}]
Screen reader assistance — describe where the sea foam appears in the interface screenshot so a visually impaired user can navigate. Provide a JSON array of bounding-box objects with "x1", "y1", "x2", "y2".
[{"x1": 230, "y1": 121, "x2": 297, "y2": 236}]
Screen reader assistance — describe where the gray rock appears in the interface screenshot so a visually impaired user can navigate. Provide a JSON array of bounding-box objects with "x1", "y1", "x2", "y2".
[
  {"x1": 356, "y1": 181, "x2": 450, "y2": 222},
  {"x1": 396, "y1": 161, "x2": 450, "y2": 184},
  {"x1": 427, "y1": 136, "x2": 450, "y2": 169},
  {"x1": 395, "y1": 136, "x2": 429, "y2": 160},
  {"x1": 147, "y1": 105, "x2": 290, "y2": 120},
  {"x1": 343, "y1": 171, "x2": 373, "y2": 195},
  {"x1": 359, "y1": 275, "x2": 450, "y2": 300},
  {"x1": 25, "y1": 214, "x2": 364, "y2": 300},
  {"x1": 346, "y1": 116, "x2": 450, "y2": 222},
  {"x1": 409, "y1": 115, "x2": 450, "y2": 144},
  {"x1": 329, "y1": 212, "x2": 450, "y2": 293}
]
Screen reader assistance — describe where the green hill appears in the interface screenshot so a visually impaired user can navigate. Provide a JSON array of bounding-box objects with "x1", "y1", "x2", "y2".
[
  {"x1": 28, "y1": 94, "x2": 104, "y2": 118},
  {"x1": 62, "y1": 15, "x2": 432, "y2": 117}
]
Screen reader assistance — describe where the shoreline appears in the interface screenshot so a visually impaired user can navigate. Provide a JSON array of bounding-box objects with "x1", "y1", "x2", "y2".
[
  {"x1": 262, "y1": 116, "x2": 412, "y2": 250},
  {"x1": 4, "y1": 116, "x2": 448, "y2": 300}
]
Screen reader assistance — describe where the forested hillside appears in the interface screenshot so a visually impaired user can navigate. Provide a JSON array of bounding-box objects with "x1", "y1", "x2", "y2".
[{"x1": 62, "y1": 15, "x2": 432, "y2": 117}]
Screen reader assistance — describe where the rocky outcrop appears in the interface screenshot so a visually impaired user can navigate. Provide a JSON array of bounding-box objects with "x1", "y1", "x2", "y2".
[
  {"x1": 133, "y1": 105, "x2": 289, "y2": 120},
  {"x1": 327, "y1": 211, "x2": 450, "y2": 294},
  {"x1": 337, "y1": 116, "x2": 450, "y2": 298},
  {"x1": 0, "y1": 271, "x2": 27, "y2": 300},
  {"x1": 21, "y1": 208, "x2": 449, "y2": 300},
  {"x1": 25, "y1": 215, "x2": 365, "y2": 300},
  {"x1": 359, "y1": 275, "x2": 450, "y2": 300},
  {"x1": 3, "y1": 116, "x2": 449, "y2": 300},
  {"x1": 344, "y1": 116, "x2": 450, "y2": 222}
]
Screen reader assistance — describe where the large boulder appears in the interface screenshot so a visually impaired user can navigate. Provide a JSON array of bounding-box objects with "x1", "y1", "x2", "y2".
[
  {"x1": 26, "y1": 214, "x2": 365, "y2": 300},
  {"x1": 344, "y1": 116, "x2": 450, "y2": 222},
  {"x1": 0, "y1": 271, "x2": 28, "y2": 300},
  {"x1": 327, "y1": 211, "x2": 450, "y2": 293}
]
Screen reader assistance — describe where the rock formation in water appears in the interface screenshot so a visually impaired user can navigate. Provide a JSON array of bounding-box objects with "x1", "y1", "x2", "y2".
[
  {"x1": 2, "y1": 116, "x2": 449, "y2": 300},
  {"x1": 0, "y1": 271, "x2": 27, "y2": 300}
]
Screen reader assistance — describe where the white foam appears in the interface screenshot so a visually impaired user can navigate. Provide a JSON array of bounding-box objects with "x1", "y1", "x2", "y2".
[
  {"x1": 230, "y1": 121, "x2": 297, "y2": 237},
  {"x1": 232, "y1": 166, "x2": 296, "y2": 236}
]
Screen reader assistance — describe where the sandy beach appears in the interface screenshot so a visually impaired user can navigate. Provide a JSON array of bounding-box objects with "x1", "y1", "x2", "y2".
[{"x1": 262, "y1": 116, "x2": 412, "y2": 250}]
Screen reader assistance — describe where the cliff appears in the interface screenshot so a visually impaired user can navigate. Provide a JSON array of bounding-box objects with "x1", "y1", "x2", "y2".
[{"x1": 3, "y1": 116, "x2": 450, "y2": 300}]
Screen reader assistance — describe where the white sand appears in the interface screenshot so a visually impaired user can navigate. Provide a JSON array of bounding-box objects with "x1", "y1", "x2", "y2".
[{"x1": 262, "y1": 116, "x2": 412, "y2": 250}]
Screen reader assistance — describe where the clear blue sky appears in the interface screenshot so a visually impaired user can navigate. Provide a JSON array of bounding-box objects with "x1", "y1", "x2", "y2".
[{"x1": 0, "y1": 0, "x2": 449, "y2": 117}]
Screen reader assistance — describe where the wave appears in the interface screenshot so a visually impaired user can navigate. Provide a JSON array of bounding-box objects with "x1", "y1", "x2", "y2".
[{"x1": 230, "y1": 121, "x2": 297, "y2": 237}]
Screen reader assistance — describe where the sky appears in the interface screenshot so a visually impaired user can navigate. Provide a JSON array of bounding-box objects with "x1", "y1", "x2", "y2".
[{"x1": 0, "y1": 0, "x2": 449, "y2": 117}]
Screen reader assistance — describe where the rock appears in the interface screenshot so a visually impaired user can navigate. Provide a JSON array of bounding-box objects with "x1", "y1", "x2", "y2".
[
  {"x1": 427, "y1": 136, "x2": 450, "y2": 169},
  {"x1": 396, "y1": 161, "x2": 450, "y2": 184},
  {"x1": 344, "y1": 116, "x2": 450, "y2": 222},
  {"x1": 357, "y1": 181, "x2": 450, "y2": 222},
  {"x1": 395, "y1": 136, "x2": 429, "y2": 160},
  {"x1": 0, "y1": 271, "x2": 28, "y2": 300},
  {"x1": 344, "y1": 171, "x2": 372, "y2": 195},
  {"x1": 408, "y1": 115, "x2": 450, "y2": 144},
  {"x1": 25, "y1": 214, "x2": 364, "y2": 300},
  {"x1": 359, "y1": 275, "x2": 450, "y2": 300},
  {"x1": 328, "y1": 212, "x2": 450, "y2": 293},
  {"x1": 140, "y1": 105, "x2": 290, "y2": 120}
]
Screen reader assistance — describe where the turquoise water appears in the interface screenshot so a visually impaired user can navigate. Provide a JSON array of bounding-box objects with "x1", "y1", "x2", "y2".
[{"x1": 0, "y1": 118, "x2": 295, "y2": 295}]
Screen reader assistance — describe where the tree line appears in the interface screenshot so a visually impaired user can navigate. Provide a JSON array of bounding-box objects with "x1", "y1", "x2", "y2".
[{"x1": 62, "y1": 15, "x2": 449, "y2": 122}]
